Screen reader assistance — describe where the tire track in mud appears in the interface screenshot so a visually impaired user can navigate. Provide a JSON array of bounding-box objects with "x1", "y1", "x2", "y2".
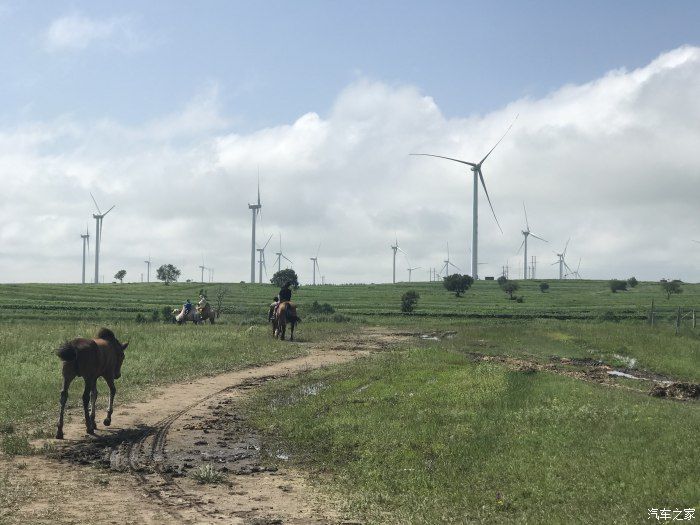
[{"x1": 47, "y1": 329, "x2": 407, "y2": 524}]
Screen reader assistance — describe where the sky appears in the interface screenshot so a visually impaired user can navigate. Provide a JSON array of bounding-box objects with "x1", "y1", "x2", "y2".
[{"x1": 1, "y1": 1, "x2": 699, "y2": 284}]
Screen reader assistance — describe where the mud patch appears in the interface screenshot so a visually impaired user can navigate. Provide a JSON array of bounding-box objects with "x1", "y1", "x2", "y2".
[{"x1": 650, "y1": 382, "x2": 700, "y2": 400}]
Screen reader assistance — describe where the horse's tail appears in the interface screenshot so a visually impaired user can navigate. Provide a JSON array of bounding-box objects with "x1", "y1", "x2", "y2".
[{"x1": 55, "y1": 341, "x2": 77, "y2": 362}]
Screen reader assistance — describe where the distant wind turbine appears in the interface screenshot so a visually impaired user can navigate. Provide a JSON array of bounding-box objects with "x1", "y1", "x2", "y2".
[
  {"x1": 144, "y1": 255, "x2": 151, "y2": 283},
  {"x1": 407, "y1": 266, "x2": 421, "y2": 282},
  {"x1": 257, "y1": 234, "x2": 273, "y2": 284},
  {"x1": 411, "y1": 115, "x2": 517, "y2": 279},
  {"x1": 274, "y1": 233, "x2": 294, "y2": 273},
  {"x1": 310, "y1": 243, "x2": 321, "y2": 285},
  {"x1": 516, "y1": 203, "x2": 547, "y2": 279},
  {"x1": 90, "y1": 193, "x2": 115, "y2": 285},
  {"x1": 391, "y1": 235, "x2": 407, "y2": 284},
  {"x1": 552, "y1": 239, "x2": 573, "y2": 280},
  {"x1": 80, "y1": 226, "x2": 90, "y2": 284},
  {"x1": 248, "y1": 177, "x2": 262, "y2": 283},
  {"x1": 439, "y1": 242, "x2": 461, "y2": 277}
]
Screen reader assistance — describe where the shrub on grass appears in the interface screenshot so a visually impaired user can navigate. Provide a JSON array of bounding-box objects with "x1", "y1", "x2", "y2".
[
  {"x1": 539, "y1": 282, "x2": 549, "y2": 293},
  {"x1": 150, "y1": 309, "x2": 160, "y2": 322},
  {"x1": 162, "y1": 306, "x2": 176, "y2": 323},
  {"x1": 500, "y1": 280, "x2": 519, "y2": 299},
  {"x1": 332, "y1": 313, "x2": 351, "y2": 322},
  {"x1": 135, "y1": 313, "x2": 147, "y2": 324},
  {"x1": 497, "y1": 275, "x2": 508, "y2": 286},
  {"x1": 627, "y1": 277, "x2": 638, "y2": 288},
  {"x1": 443, "y1": 274, "x2": 474, "y2": 297},
  {"x1": 599, "y1": 310, "x2": 620, "y2": 322},
  {"x1": 661, "y1": 280, "x2": 682, "y2": 300},
  {"x1": 309, "y1": 301, "x2": 335, "y2": 314},
  {"x1": 401, "y1": 291, "x2": 420, "y2": 313},
  {"x1": 609, "y1": 279, "x2": 628, "y2": 293},
  {"x1": 516, "y1": 296, "x2": 524, "y2": 303}
]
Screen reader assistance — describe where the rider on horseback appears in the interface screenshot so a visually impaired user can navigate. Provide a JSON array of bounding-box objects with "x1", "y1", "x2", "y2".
[
  {"x1": 269, "y1": 296, "x2": 279, "y2": 322},
  {"x1": 277, "y1": 282, "x2": 293, "y2": 320},
  {"x1": 183, "y1": 299, "x2": 192, "y2": 315}
]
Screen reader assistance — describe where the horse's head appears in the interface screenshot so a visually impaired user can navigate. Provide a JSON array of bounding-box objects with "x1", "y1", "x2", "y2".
[{"x1": 114, "y1": 341, "x2": 128, "y2": 379}]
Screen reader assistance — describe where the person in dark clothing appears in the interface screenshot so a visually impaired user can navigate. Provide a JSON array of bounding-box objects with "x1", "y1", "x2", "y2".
[
  {"x1": 183, "y1": 299, "x2": 192, "y2": 315},
  {"x1": 269, "y1": 296, "x2": 279, "y2": 321},
  {"x1": 279, "y1": 282, "x2": 293, "y2": 303}
]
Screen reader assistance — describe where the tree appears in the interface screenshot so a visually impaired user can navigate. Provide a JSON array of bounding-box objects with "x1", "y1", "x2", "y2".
[
  {"x1": 401, "y1": 291, "x2": 420, "y2": 313},
  {"x1": 271, "y1": 269, "x2": 299, "y2": 289},
  {"x1": 156, "y1": 264, "x2": 181, "y2": 285},
  {"x1": 114, "y1": 270, "x2": 126, "y2": 283},
  {"x1": 627, "y1": 277, "x2": 639, "y2": 288},
  {"x1": 539, "y1": 282, "x2": 549, "y2": 293},
  {"x1": 214, "y1": 286, "x2": 228, "y2": 318},
  {"x1": 497, "y1": 275, "x2": 508, "y2": 286},
  {"x1": 443, "y1": 274, "x2": 474, "y2": 297},
  {"x1": 661, "y1": 280, "x2": 682, "y2": 300},
  {"x1": 500, "y1": 280, "x2": 519, "y2": 300},
  {"x1": 609, "y1": 279, "x2": 627, "y2": 293}
]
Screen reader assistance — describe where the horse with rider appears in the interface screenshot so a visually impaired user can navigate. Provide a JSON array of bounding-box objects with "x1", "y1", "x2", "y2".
[{"x1": 270, "y1": 281, "x2": 300, "y2": 340}]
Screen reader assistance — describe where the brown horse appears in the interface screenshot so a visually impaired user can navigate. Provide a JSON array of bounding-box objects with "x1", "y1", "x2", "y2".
[
  {"x1": 55, "y1": 328, "x2": 128, "y2": 439},
  {"x1": 197, "y1": 303, "x2": 216, "y2": 324},
  {"x1": 275, "y1": 302, "x2": 300, "y2": 341}
]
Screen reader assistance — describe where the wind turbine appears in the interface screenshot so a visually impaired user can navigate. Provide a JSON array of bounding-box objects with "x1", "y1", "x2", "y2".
[
  {"x1": 407, "y1": 266, "x2": 421, "y2": 282},
  {"x1": 552, "y1": 239, "x2": 573, "y2": 280},
  {"x1": 80, "y1": 226, "x2": 90, "y2": 284},
  {"x1": 144, "y1": 255, "x2": 151, "y2": 283},
  {"x1": 310, "y1": 244, "x2": 321, "y2": 285},
  {"x1": 248, "y1": 177, "x2": 262, "y2": 283},
  {"x1": 516, "y1": 203, "x2": 547, "y2": 279},
  {"x1": 274, "y1": 233, "x2": 294, "y2": 273},
  {"x1": 199, "y1": 262, "x2": 207, "y2": 284},
  {"x1": 391, "y1": 235, "x2": 407, "y2": 284},
  {"x1": 256, "y1": 234, "x2": 273, "y2": 284},
  {"x1": 90, "y1": 193, "x2": 115, "y2": 285},
  {"x1": 439, "y1": 242, "x2": 461, "y2": 277},
  {"x1": 566, "y1": 258, "x2": 582, "y2": 279},
  {"x1": 411, "y1": 116, "x2": 516, "y2": 280}
]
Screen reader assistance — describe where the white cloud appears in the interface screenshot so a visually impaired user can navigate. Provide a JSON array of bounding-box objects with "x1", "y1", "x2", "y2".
[
  {"x1": 45, "y1": 12, "x2": 141, "y2": 52},
  {"x1": 2, "y1": 46, "x2": 700, "y2": 283}
]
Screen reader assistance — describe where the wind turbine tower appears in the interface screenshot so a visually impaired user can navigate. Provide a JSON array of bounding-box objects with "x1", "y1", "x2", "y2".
[
  {"x1": 257, "y1": 234, "x2": 273, "y2": 284},
  {"x1": 80, "y1": 227, "x2": 90, "y2": 284},
  {"x1": 90, "y1": 193, "x2": 115, "y2": 285},
  {"x1": 517, "y1": 203, "x2": 547, "y2": 279},
  {"x1": 411, "y1": 116, "x2": 516, "y2": 279},
  {"x1": 439, "y1": 243, "x2": 461, "y2": 277},
  {"x1": 199, "y1": 264, "x2": 207, "y2": 284},
  {"x1": 407, "y1": 266, "x2": 421, "y2": 282},
  {"x1": 248, "y1": 179, "x2": 262, "y2": 283},
  {"x1": 144, "y1": 256, "x2": 151, "y2": 283}
]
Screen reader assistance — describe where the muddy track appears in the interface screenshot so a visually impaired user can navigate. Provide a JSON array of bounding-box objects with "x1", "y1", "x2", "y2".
[{"x1": 2, "y1": 328, "x2": 409, "y2": 525}]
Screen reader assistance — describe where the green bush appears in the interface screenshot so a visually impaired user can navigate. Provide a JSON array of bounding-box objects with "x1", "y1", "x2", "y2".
[
  {"x1": 1, "y1": 434, "x2": 32, "y2": 456},
  {"x1": 627, "y1": 277, "x2": 638, "y2": 288},
  {"x1": 135, "y1": 313, "x2": 147, "y2": 323},
  {"x1": 401, "y1": 291, "x2": 420, "y2": 313},
  {"x1": 609, "y1": 279, "x2": 628, "y2": 293},
  {"x1": 539, "y1": 282, "x2": 550, "y2": 293},
  {"x1": 309, "y1": 301, "x2": 335, "y2": 314}
]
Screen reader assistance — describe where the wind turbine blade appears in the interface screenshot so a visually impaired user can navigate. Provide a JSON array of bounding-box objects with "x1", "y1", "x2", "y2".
[
  {"x1": 282, "y1": 254, "x2": 294, "y2": 265},
  {"x1": 397, "y1": 247, "x2": 407, "y2": 255},
  {"x1": 409, "y1": 153, "x2": 477, "y2": 167},
  {"x1": 90, "y1": 192, "x2": 102, "y2": 214},
  {"x1": 693, "y1": 240, "x2": 700, "y2": 244},
  {"x1": 563, "y1": 238, "x2": 570, "y2": 257},
  {"x1": 478, "y1": 168, "x2": 503, "y2": 233},
  {"x1": 449, "y1": 262, "x2": 462, "y2": 272},
  {"x1": 478, "y1": 114, "x2": 519, "y2": 165},
  {"x1": 530, "y1": 233, "x2": 548, "y2": 243},
  {"x1": 316, "y1": 242, "x2": 321, "y2": 258},
  {"x1": 262, "y1": 233, "x2": 273, "y2": 250},
  {"x1": 523, "y1": 202, "x2": 529, "y2": 231},
  {"x1": 103, "y1": 205, "x2": 115, "y2": 217},
  {"x1": 516, "y1": 236, "x2": 526, "y2": 254},
  {"x1": 257, "y1": 174, "x2": 261, "y2": 206}
]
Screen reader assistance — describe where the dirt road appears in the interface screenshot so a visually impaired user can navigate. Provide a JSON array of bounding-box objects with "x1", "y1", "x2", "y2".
[{"x1": 1, "y1": 328, "x2": 407, "y2": 525}]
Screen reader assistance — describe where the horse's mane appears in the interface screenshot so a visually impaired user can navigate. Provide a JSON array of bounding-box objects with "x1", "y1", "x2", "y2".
[{"x1": 96, "y1": 327, "x2": 116, "y2": 341}]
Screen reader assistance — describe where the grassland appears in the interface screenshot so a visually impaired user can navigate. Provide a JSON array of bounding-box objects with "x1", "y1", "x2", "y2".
[{"x1": 2, "y1": 279, "x2": 699, "y2": 523}]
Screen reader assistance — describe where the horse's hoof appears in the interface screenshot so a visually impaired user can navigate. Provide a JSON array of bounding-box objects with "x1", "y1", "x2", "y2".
[
  {"x1": 55, "y1": 430, "x2": 64, "y2": 440},
  {"x1": 103, "y1": 418, "x2": 111, "y2": 426},
  {"x1": 87, "y1": 428, "x2": 95, "y2": 435}
]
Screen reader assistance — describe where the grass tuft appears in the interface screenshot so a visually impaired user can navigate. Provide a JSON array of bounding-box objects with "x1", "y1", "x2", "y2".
[{"x1": 190, "y1": 464, "x2": 226, "y2": 484}]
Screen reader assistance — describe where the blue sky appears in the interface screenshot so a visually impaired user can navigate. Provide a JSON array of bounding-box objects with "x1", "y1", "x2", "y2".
[
  {"x1": 1, "y1": 2, "x2": 700, "y2": 283},
  {"x1": 3, "y1": 1, "x2": 699, "y2": 128}
]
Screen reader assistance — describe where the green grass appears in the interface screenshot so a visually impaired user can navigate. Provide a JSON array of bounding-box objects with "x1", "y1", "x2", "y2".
[
  {"x1": 0, "y1": 319, "x2": 358, "y2": 433},
  {"x1": 190, "y1": 464, "x2": 227, "y2": 484},
  {"x1": 246, "y1": 347, "x2": 700, "y2": 524},
  {"x1": 3, "y1": 279, "x2": 700, "y2": 322}
]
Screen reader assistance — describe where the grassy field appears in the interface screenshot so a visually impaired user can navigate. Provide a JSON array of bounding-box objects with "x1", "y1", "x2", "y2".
[
  {"x1": 246, "y1": 347, "x2": 699, "y2": 524},
  {"x1": 2, "y1": 280, "x2": 699, "y2": 523},
  {"x1": 2, "y1": 278, "x2": 699, "y2": 321}
]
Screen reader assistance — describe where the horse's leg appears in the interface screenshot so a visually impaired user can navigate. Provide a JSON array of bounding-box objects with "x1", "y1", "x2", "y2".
[
  {"x1": 103, "y1": 377, "x2": 116, "y2": 426},
  {"x1": 56, "y1": 367, "x2": 76, "y2": 439},
  {"x1": 82, "y1": 378, "x2": 95, "y2": 434},
  {"x1": 280, "y1": 321, "x2": 286, "y2": 341},
  {"x1": 290, "y1": 322, "x2": 295, "y2": 342},
  {"x1": 89, "y1": 382, "x2": 98, "y2": 430}
]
